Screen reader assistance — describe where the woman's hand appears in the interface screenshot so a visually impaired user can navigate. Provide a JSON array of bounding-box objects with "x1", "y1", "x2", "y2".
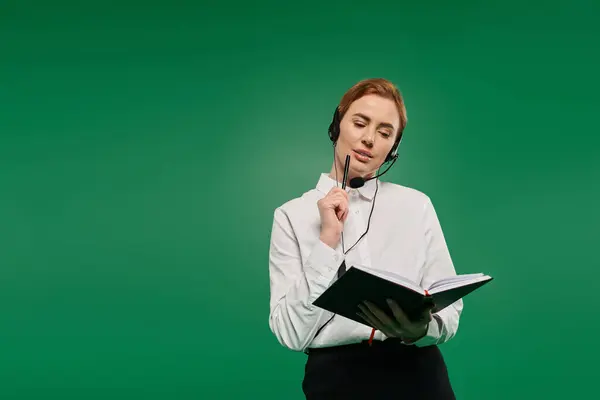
[
  {"x1": 317, "y1": 187, "x2": 349, "y2": 248},
  {"x1": 357, "y1": 299, "x2": 433, "y2": 343}
]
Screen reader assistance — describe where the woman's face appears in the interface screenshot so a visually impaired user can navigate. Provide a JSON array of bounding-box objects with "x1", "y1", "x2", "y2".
[{"x1": 335, "y1": 94, "x2": 400, "y2": 179}]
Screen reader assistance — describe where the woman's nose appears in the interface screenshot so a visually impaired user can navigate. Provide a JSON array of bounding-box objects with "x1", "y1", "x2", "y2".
[{"x1": 361, "y1": 132, "x2": 375, "y2": 147}]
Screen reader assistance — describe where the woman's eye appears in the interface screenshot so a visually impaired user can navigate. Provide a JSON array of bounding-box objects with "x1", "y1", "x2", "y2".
[{"x1": 354, "y1": 122, "x2": 365, "y2": 128}]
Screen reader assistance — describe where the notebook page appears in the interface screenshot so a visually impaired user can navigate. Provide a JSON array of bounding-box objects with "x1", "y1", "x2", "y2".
[
  {"x1": 427, "y1": 273, "x2": 485, "y2": 291},
  {"x1": 357, "y1": 266, "x2": 424, "y2": 293},
  {"x1": 428, "y1": 274, "x2": 491, "y2": 295}
]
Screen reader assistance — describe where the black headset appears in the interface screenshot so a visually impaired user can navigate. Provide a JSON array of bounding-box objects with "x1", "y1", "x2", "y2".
[{"x1": 327, "y1": 107, "x2": 403, "y2": 164}]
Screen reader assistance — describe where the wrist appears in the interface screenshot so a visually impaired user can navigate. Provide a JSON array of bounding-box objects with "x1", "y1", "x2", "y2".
[{"x1": 320, "y1": 231, "x2": 340, "y2": 249}]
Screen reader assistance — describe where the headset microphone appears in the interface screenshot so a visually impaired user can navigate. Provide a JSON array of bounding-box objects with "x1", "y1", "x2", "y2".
[
  {"x1": 348, "y1": 155, "x2": 399, "y2": 188},
  {"x1": 348, "y1": 177, "x2": 366, "y2": 189}
]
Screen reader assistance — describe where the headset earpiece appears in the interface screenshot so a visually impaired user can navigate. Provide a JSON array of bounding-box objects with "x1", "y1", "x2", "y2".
[
  {"x1": 328, "y1": 107, "x2": 341, "y2": 143},
  {"x1": 385, "y1": 132, "x2": 403, "y2": 163}
]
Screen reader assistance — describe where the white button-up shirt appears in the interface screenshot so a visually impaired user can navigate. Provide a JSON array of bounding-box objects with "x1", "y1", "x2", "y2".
[{"x1": 268, "y1": 173, "x2": 463, "y2": 352}]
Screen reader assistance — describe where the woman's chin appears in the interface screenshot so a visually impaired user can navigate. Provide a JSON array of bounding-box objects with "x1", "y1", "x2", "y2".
[{"x1": 349, "y1": 166, "x2": 375, "y2": 179}]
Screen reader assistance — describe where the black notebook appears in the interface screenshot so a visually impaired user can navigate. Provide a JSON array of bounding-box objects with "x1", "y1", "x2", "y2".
[{"x1": 313, "y1": 265, "x2": 493, "y2": 326}]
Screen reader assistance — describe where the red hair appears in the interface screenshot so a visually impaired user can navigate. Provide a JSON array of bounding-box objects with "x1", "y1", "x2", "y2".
[{"x1": 337, "y1": 78, "x2": 408, "y2": 139}]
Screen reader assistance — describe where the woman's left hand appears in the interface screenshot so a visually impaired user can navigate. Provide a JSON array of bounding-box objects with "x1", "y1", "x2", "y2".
[{"x1": 357, "y1": 299, "x2": 433, "y2": 343}]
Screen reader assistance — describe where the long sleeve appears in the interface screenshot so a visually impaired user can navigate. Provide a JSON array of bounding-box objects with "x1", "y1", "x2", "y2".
[
  {"x1": 268, "y1": 207, "x2": 345, "y2": 352},
  {"x1": 413, "y1": 197, "x2": 463, "y2": 347}
]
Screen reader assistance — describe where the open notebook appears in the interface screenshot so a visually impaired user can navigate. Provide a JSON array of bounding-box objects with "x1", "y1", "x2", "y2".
[{"x1": 313, "y1": 265, "x2": 493, "y2": 326}]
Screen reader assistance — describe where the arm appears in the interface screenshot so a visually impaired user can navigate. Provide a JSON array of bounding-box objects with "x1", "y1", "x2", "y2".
[
  {"x1": 268, "y1": 207, "x2": 344, "y2": 352},
  {"x1": 412, "y1": 197, "x2": 463, "y2": 347}
]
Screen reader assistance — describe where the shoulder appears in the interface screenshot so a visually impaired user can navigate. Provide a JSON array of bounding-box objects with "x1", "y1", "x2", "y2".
[
  {"x1": 378, "y1": 180, "x2": 432, "y2": 209},
  {"x1": 270, "y1": 188, "x2": 322, "y2": 240},
  {"x1": 273, "y1": 187, "x2": 321, "y2": 219}
]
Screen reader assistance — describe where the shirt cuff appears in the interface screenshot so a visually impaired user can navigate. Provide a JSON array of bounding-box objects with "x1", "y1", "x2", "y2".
[{"x1": 305, "y1": 240, "x2": 345, "y2": 301}]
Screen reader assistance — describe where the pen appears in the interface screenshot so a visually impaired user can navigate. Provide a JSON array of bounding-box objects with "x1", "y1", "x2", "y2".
[{"x1": 342, "y1": 154, "x2": 350, "y2": 189}]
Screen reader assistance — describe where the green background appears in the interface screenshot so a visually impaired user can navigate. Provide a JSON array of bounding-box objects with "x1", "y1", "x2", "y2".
[{"x1": 1, "y1": 1, "x2": 599, "y2": 398}]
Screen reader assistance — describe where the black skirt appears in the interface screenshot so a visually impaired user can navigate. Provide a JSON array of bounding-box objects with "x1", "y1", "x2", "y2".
[{"x1": 302, "y1": 338, "x2": 456, "y2": 399}]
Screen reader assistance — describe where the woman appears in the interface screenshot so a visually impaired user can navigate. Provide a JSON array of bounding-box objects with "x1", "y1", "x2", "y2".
[{"x1": 268, "y1": 78, "x2": 461, "y2": 399}]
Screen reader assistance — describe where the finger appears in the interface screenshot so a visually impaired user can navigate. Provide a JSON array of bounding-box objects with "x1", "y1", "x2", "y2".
[
  {"x1": 386, "y1": 300, "x2": 430, "y2": 338},
  {"x1": 333, "y1": 193, "x2": 349, "y2": 205},
  {"x1": 335, "y1": 201, "x2": 348, "y2": 217},
  {"x1": 361, "y1": 302, "x2": 402, "y2": 337},
  {"x1": 357, "y1": 311, "x2": 395, "y2": 338},
  {"x1": 341, "y1": 205, "x2": 349, "y2": 220},
  {"x1": 337, "y1": 203, "x2": 348, "y2": 221},
  {"x1": 356, "y1": 311, "x2": 378, "y2": 328},
  {"x1": 326, "y1": 192, "x2": 345, "y2": 202},
  {"x1": 332, "y1": 204, "x2": 347, "y2": 219},
  {"x1": 330, "y1": 195, "x2": 349, "y2": 211},
  {"x1": 358, "y1": 303, "x2": 385, "y2": 327},
  {"x1": 364, "y1": 301, "x2": 397, "y2": 328},
  {"x1": 331, "y1": 194, "x2": 349, "y2": 207},
  {"x1": 420, "y1": 308, "x2": 433, "y2": 323},
  {"x1": 330, "y1": 188, "x2": 349, "y2": 199},
  {"x1": 419, "y1": 302, "x2": 435, "y2": 321},
  {"x1": 423, "y1": 297, "x2": 435, "y2": 310},
  {"x1": 334, "y1": 187, "x2": 349, "y2": 197},
  {"x1": 386, "y1": 299, "x2": 411, "y2": 327}
]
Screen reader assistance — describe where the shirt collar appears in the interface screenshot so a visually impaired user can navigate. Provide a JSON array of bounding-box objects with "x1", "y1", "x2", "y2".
[{"x1": 315, "y1": 173, "x2": 378, "y2": 201}]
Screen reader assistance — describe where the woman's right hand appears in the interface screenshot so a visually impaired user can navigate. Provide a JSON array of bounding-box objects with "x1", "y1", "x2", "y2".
[{"x1": 317, "y1": 187, "x2": 349, "y2": 249}]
